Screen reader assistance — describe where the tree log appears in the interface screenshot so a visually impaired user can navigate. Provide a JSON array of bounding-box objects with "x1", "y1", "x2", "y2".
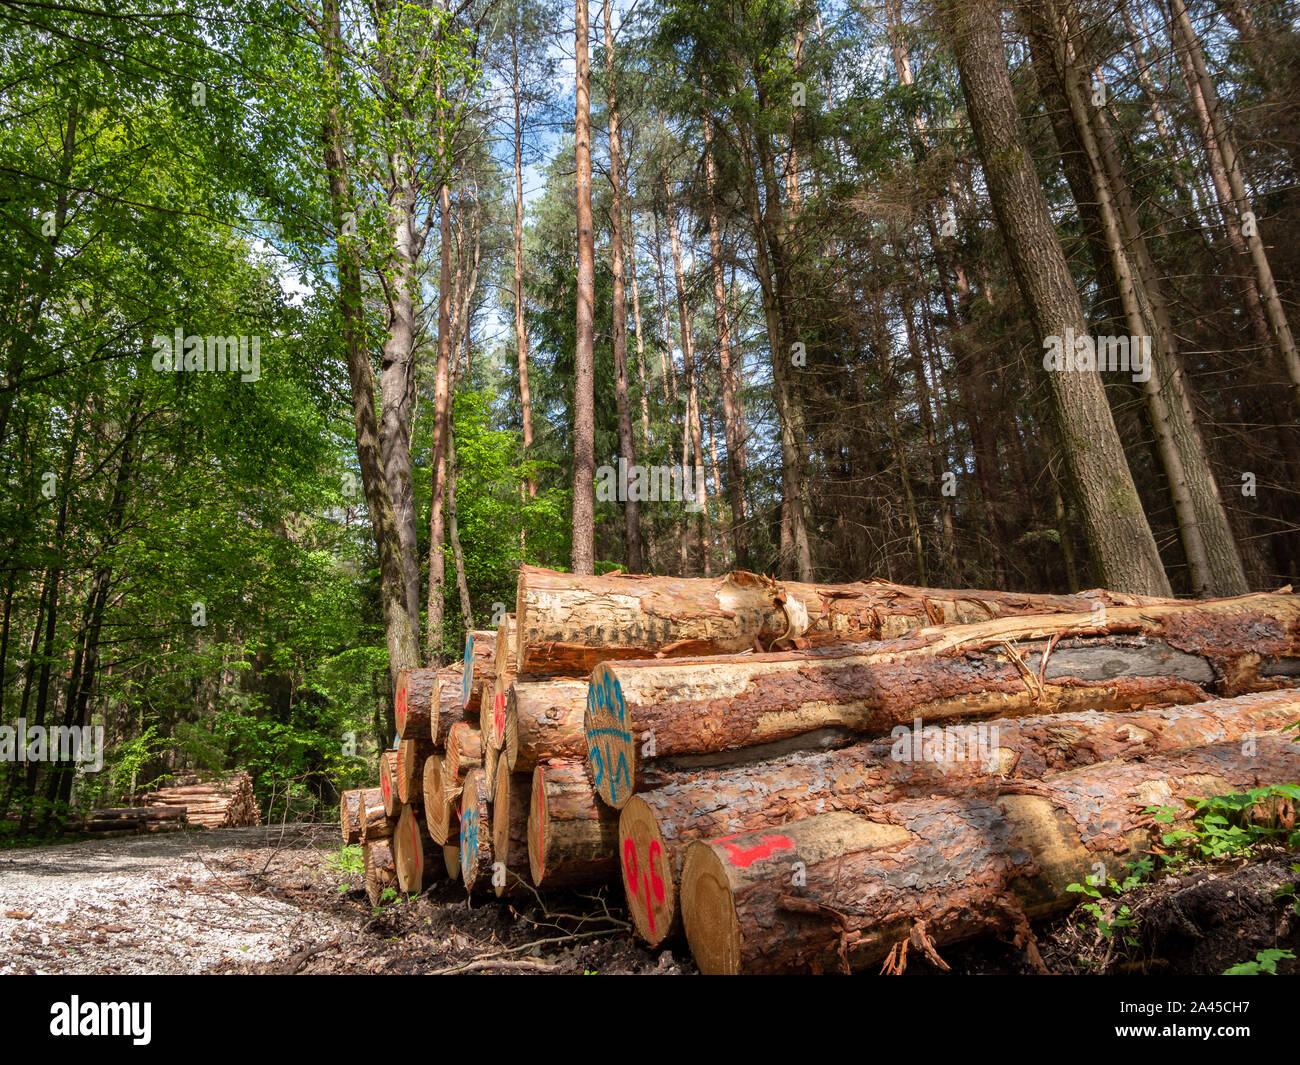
[
  {"x1": 395, "y1": 669, "x2": 441, "y2": 740},
  {"x1": 393, "y1": 803, "x2": 439, "y2": 894},
  {"x1": 422, "y1": 754, "x2": 456, "y2": 845},
  {"x1": 397, "y1": 736, "x2": 433, "y2": 805},
  {"x1": 621, "y1": 688, "x2": 1300, "y2": 946},
  {"x1": 460, "y1": 629, "x2": 497, "y2": 713},
  {"x1": 379, "y1": 750, "x2": 400, "y2": 819},
  {"x1": 505, "y1": 677, "x2": 588, "y2": 772},
  {"x1": 527, "y1": 760, "x2": 619, "y2": 888},
  {"x1": 340, "y1": 789, "x2": 364, "y2": 845},
  {"x1": 680, "y1": 735, "x2": 1300, "y2": 974},
  {"x1": 443, "y1": 844, "x2": 461, "y2": 881},
  {"x1": 586, "y1": 591, "x2": 1300, "y2": 807},
  {"x1": 364, "y1": 838, "x2": 397, "y2": 907},
  {"x1": 446, "y1": 721, "x2": 482, "y2": 784},
  {"x1": 358, "y1": 787, "x2": 393, "y2": 843},
  {"x1": 514, "y1": 565, "x2": 1166, "y2": 675},
  {"x1": 492, "y1": 770, "x2": 533, "y2": 897},
  {"x1": 432, "y1": 681, "x2": 470, "y2": 747},
  {"x1": 459, "y1": 768, "x2": 494, "y2": 892}
]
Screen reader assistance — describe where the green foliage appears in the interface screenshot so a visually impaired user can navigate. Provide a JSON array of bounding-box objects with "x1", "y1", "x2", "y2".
[
  {"x1": 1147, "y1": 785, "x2": 1300, "y2": 862},
  {"x1": 326, "y1": 845, "x2": 364, "y2": 876},
  {"x1": 1224, "y1": 949, "x2": 1295, "y2": 975}
]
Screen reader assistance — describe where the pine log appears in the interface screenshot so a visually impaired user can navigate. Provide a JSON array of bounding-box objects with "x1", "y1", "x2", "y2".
[
  {"x1": 782, "y1": 578, "x2": 1163, "y2": 643},
  {"x1": 484, "y1": 670, "x2": 515, "y2": 758},
  {"x1": 395, "y1": 669, "x2": 441, "y2": 740},
  {"x1": 460, "y1": 629, "x2": 497, "y2": 713},
  {"x1": 680, "y1": 734, "x2": 1300, "y2": 974},
  {"x1": 422, "y1": 754, "x2": 457, "y2": 845},
  {"x1": 492, "y1": 770, "x2": 533, "y2": 897},
  {"x1": 482, "y1": 731, "x2": 500, "y2": 798},
  {"x1": 505, "y1": 677, "x2": 588, "y2": 773},
  {"x1": 393, "y1": 803, "x2": 440, "y2": 894},
  {"x1": 397, "y1": 736, "x2": 433, "y2": 804},
  {"x1": 585, "y1": 591, "x2": 1300, "y2": 808},
  {"x1": 446, "y1": 720, "x2": 482, "y2": 783},
  {"x1": 379, "y1": 749, "x2": 400, "y2": 819},
  {"x1": 432, "y1": 680, "x2": 471, "y2": 748},
  {"x1": 443, "y1": 844, "x2": 461, "y2": 881},
  {"x1": 620, "y1": 688, "x2": 1300, "y2": 946},
  {"x1": 527, "y1": 760, "x2": 619, "y2": 888},
  {"x1": 495, "y1": 614, "x2": 514, "y2": 682},
  {"x1": 514, "y1": 565, "x2": 1165, "y2": 675},
  {"x1": 459, "y1": 768, "x2": 494, "y2": 892},
  {"x1": 358, "y1": 787, "x2": 393, "y2": 842},
  {"x1": 340, "y1": 789, "x2": 364, "y2": 845},
  {"x1": 364, "y1": 838, "x2": 397, "y2": 907}
]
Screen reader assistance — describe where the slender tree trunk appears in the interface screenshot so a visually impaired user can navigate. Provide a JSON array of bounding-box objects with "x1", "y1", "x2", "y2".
[
  {"x1": 603, "y1": 0, "x2": 642, "y2": 573},
  {"x1": 1167, "y1": 0, "x2": 1300, "y2": 413},
  {"x1": 663, "y1": 174, "x2": 710, "y2": 576},
  {"x1": 626, "y1": 201, "x2": 652, "y2": 448},
  {"x1": 572, "y1": 0, "x2": 596, "y2": 575},
  {"x1": 942, "y1": 0, "x2": 1170, "y2": 595},
  {"x1": 511, "y1": 33, "x2": 535, "y2": 500},
  {"x1": 703, "y1": 109, "x2": 751, "y2": 568}
]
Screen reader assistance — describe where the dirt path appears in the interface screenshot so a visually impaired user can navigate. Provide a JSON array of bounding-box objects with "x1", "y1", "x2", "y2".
[{"x1": 0, "y1": 824, "x2": 353, "y2": 975}]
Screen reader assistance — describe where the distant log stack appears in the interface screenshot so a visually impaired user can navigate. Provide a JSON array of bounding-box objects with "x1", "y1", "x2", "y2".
[
  {"x1": 65, "y1": 806, "x2": 188, "y2": 837},
  {"x1": 341, "y1": 567, "x2": 1300, "y2": 976},
  {"x1": 142, "y1": 771, "x2": 260, "y2": 828}
]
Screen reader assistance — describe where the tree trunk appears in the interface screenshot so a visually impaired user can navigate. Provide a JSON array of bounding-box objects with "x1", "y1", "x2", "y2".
[
  {"x1": 504, "y1": 676, "x2": 589, "y2": 771},
  {"x1": 602, "y1": 0, "x2": 643, "y2": 573},
  {"x1": 319, "y1": 0, "x2": 418, "y2": 693},
  {"x1": 571, "y1": 0, "x2": 596, "y2": 575},
  {"x1": 511, "y1": 31, "x2": 536, "y2": 499},
  {"x1": 703, "y1": 110, "x2": 751, "y2": 569},
  {"x1": 943, "y1": 0, "x2": 1170, "y2": 595}
]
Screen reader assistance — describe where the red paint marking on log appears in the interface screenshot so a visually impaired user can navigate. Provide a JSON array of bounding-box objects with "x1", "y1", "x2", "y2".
[
  {"x1": 716, "y1": 833, "x2": 794, "y2": 868},
  {"x1": 396, "y1": 681, "x2": 407, "y2": 733}
]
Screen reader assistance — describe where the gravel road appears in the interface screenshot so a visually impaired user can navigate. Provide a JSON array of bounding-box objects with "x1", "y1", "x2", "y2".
[{"x1": 0, "y1": 824, "x2": 352, "y2": 975}]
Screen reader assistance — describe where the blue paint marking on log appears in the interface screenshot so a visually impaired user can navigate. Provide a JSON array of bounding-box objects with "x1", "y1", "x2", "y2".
[{"x1": 461, "y1": 634, "x2": 473, "y2": 706}]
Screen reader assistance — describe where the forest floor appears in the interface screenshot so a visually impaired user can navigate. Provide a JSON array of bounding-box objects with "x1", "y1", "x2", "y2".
[{"x1": 1, "y1": 825, "x2": 1295, "y2": 975}]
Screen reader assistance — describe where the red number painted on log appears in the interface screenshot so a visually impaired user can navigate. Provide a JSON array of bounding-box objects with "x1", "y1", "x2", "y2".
[{"x1": 715, "y1": 833, "x2": 794, "y2": 868}]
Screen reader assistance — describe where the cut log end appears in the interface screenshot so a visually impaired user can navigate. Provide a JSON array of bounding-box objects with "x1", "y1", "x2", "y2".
[
  {"x1": 680, "y1": 841, "x2": 741, "y2": 976},
  {"x1": 422, "y1": 755, "x2": 454, "y2": 846},
  {"x1": 379, "y1": 750, "x2": 400, "y2": 819},
  {"x1": 620, "y1": 795, "x2": 675, "y2": 945},
  {"x1": 459, "y1": 769, "x2": 493, "y2": 891},
  {"x1": 585, "y1": 663, "x2": 635, "y2": 809}
]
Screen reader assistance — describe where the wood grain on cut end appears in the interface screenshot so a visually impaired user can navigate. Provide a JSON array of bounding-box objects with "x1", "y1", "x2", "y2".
[
  {"x1": 364, "y1": 837, "x2": 397, "y2": 907},
  {"x1": 379, "y1": 749, "x2": 400, "y2": 819},
  {"x1": 680, "y1": 841, "x2": 741, "y2": 975},
  {"x1": 585, "y1": 662, "x2": 636, "y2": 809},
  {"x1": 459, "y1": 768, "x2": 493, "y2": 892},
  {"x1": 619, "y1": 795, "x2": 675, "y2": 945},
  {"x1": 422, "y1": 755, "x2": 454, "y2": 845},
  {"x1": 492, "y1": 770, "x2": 532, "y2": 897}
]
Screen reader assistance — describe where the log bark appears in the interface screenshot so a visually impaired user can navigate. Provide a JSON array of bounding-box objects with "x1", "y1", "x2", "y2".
[
  {"x1": 395, "y1": 669, "x2": 440, "y2": 740},
  {"x1": 432, "y1": 680, "x2": 471, "y2": 748},
  {"x1": 620, "y1": 688, "x2": 1300, "y2": 946},
  {"x1": 379, "y1": 749, "x2": 400, "y2": 819},
  {"x1": 446, "y1": 721, "x2": 482, "y2": 784},
  {"x1": 586, "y1": 591, "x2": 1300, "y2": 807},
  {"x1": 515, "y1": 565, "x2": 1166, "y2": 675},
  {"x1": 364, "y1": 838, "x2": 397, "y2": 907},
  {"x1": 680, "y1": 735, "x2": 1300, "y2": 973},
  {"x1": 527, "y1": 760, "x2": 619, "y2": 888},
  {"x1": 393, "y1": 803, "x2": 439, "y2": 895},
  {"x1": 340, "y1": 788, "x2": 364, "y2": 845},
  {"x1": 357, "y1": 787, "x2": 392, "y2": 843},
  {"x1": 422, "y1": 754, "x2": 456, "y2": 845},
  {"x1": 492, "y1": 770, "x2": 533, "y2": 897},
  {"x1": 459, "y1": 768, "x2": 494, "y2": 892},
  {"x1": 505, "y1": 677, "x2": 589, "y2": 772}
]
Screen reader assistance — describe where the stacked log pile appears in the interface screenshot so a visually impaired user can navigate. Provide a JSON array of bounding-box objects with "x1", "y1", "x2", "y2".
[
  {"x1": 64, "y1": 806, "x2": 189, "y2": 837},
  {"x1": 350, "y1": 567, "x2": 1300, "y2": 970},
  {"x1": 142, "y1": 771, "x2": 260, "y2": 829}
]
